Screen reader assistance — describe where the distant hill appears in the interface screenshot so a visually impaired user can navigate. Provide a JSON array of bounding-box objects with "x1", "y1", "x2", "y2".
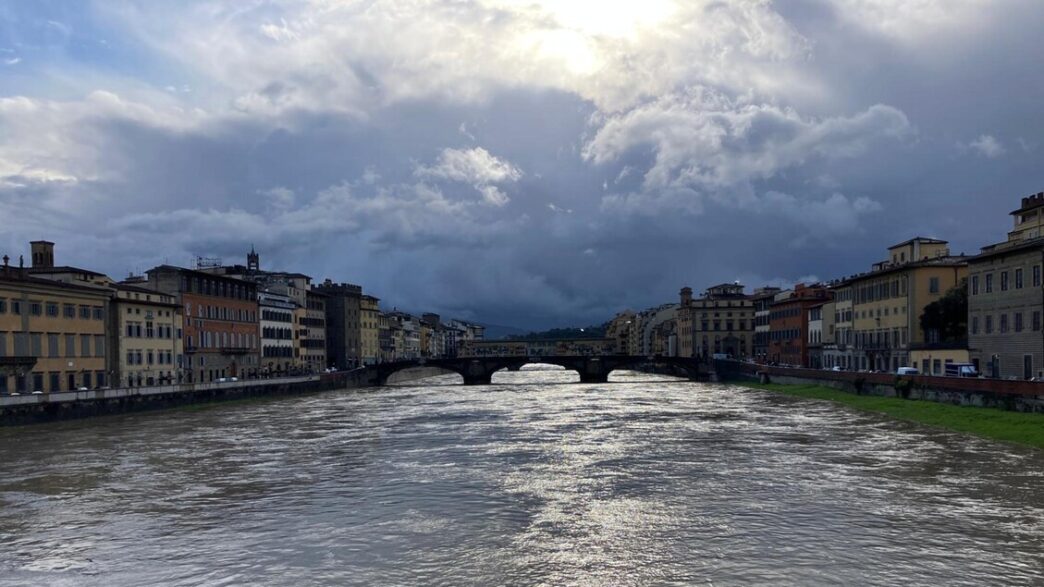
[
  {"x1": 480, "y1": 323, "x2": 530, "y2": 340},
  {"x1": 506, "y1": 324, "x2": 607, "y2": 341}
]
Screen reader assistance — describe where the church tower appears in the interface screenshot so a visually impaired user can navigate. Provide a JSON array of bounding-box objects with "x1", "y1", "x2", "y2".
[{"x1": 247, "y1": 245, "x2": 260, "y2": 272}]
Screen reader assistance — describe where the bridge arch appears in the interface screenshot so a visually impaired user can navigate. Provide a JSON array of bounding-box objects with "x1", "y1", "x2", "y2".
[{"x1": 384, "y1": 365, "x2": 465, "y2": 385}]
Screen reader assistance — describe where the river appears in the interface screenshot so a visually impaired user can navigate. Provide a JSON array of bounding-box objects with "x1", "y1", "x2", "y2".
[{"x1": 1, "y1": 366, "x2": 1042, "y2": 586}]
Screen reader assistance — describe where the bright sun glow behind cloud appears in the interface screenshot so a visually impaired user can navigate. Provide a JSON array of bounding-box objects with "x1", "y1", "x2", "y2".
[{"x1": 497, "y1": 0, "x2": 677, "y2": 74}]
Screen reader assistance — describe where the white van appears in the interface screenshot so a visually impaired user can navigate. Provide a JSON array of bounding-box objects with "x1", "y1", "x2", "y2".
[{"x1": 896, "y1": 367, "x2": 920, "y2": 376}]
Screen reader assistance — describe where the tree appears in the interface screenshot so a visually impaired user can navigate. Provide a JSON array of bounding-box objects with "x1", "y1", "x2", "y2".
[{"x1": 920, "y1": 278, "x2": 968, "y2": 343}]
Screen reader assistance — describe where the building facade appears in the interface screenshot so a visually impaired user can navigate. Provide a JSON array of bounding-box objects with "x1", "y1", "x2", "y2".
[
  {"x1": 968, "y1": 192, "x2": 1044, "y2": 379},
  {"x1": 317, "y1": 280, "x2": 363, "y2": 369},
  {"x1": 768, "y1": 284, "x2": 831, "y2": 367},
  {"x1": 0, "y1": 263, "x2": 110, "y2": 394},
  {"x1": 110, "y1": 284, "x2": 183, "y2": 387},
  {"x1": 144, "y1": 265, "x2": 259, "y2": 383},
  {"x1": 301, "y1": 290, "x2": 327, "y2": 371},
  {"x1": 847, "y1": 238, "x2": 967, "y2": 372},
  {"x1": 689, "y1": 283, "x2": 754, "y2": 360},
  {"x1": 752, "y1": 287, "x2": 781, "y2": 362},
  {"x1": 360, "y1": 295, "x2": 381, "y2": 365},
  {"x1": 259, "y1": 290, "x2": 296, "y2": 375}
]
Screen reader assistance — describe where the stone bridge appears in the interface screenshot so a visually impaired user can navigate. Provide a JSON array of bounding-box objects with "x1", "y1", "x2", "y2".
[{"x1": 370, "y1": 355, "x2": 710, "y2": 386}]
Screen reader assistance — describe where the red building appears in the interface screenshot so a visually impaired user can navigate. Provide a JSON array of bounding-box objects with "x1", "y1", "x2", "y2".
[
  {"x1": 143, "y1": 265, "x2": 259, "y2": 383},
  {"x1": 768, "y1": 283, "x2": 831, "y2": 367}
]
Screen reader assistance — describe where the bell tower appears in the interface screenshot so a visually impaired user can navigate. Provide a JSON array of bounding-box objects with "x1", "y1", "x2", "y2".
[
  {"x1": 247, "y1": 245, "x2": 260, "y2": 272},
  {"x1": 30, "y1": 240, "x2": 55, "y2": 269}
]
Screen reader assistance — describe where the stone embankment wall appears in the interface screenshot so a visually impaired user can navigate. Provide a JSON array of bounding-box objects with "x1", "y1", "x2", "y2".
[
  {"x1": 716, "y1": 361, "x2": 1044, "y2": 413},
  {"x1": 0, "y1": 365, "x2": 465, "y2": 427},
  {"x1": 0, "y1": 370, "x2": 375, "y2": 427}
]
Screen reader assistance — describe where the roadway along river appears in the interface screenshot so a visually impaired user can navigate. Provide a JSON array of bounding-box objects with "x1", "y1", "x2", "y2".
[{"x1": 1, "y1": 367, "x2": 1042, "y2": 586}]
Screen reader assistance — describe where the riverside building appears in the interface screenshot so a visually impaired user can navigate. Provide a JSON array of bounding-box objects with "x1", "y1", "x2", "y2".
[
  {"x1": 846, "y1": 238, "x2": 967, "y2": 372},
  {"x1": 968, "y1": 192, "x2": 1044, "y2": 379},
  {"x1": 110, "y1": 283, "x2": 183, "y2": 387},
  {"x1": 143, "y1": 265, "x2": 259, "y2": 383},
  {"x1": 0, "y1": 257, "x2": 110, "y2": 393}
]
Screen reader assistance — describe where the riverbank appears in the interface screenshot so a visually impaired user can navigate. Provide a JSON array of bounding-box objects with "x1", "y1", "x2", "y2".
[{"x1": 739, "y1": 381, "x2": 1044, "y2": 450}]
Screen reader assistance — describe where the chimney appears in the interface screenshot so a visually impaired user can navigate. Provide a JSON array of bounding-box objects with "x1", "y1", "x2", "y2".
[{"x1": 30, "y1": 240, "x2": 55, "y2": 269}]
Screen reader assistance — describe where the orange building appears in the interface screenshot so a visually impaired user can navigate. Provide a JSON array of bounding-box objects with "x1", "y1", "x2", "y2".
[
  {"x1": 143, "y1": 266, "x2": 259, "y2": 383},
  {"x1": 768, "y1": 284, "x2": 831, "y2": 367}
]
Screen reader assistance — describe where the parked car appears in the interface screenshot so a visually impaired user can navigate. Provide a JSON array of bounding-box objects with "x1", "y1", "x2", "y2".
[
  {"x1": 896, "y1": 367, "x2": 920, "y2": 376},
  {"x1": 944, "y1": 363, "x2": 979, "y2": 378}
]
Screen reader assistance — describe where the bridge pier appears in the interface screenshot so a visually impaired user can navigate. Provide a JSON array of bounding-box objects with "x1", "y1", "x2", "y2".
[
  {"x1": 579, "y1": 372, "x2": 609, "y2": 384},
  {"x1": 463, "y1": 374, "x2": 493, "y2": 385}
]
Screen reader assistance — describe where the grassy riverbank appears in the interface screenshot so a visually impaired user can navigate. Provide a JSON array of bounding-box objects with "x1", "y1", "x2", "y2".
[{"x1": 740, "y1": 381, "x2": 1044, "y2": 450}]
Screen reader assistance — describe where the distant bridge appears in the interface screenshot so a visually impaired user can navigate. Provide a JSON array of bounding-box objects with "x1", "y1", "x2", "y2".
[{"x1": 369, "y1": 355, "x2": 710, "y2": 386}]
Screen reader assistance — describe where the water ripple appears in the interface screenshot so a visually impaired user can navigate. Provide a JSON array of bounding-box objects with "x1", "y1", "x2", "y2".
[{"x1": 0, "y1": 369, "x2": 1041, "y2": 586}]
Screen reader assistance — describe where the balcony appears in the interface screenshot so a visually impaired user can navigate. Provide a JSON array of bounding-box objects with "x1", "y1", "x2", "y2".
[
  {"x1": 0, "y1": 356, "x2": 38, "y2": 372},
  {"x1": 220, "y1": 347, "x2": 254, "y2": 355}
]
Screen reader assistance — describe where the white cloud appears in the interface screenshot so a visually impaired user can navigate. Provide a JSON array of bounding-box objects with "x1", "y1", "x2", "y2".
[
  {"x1": 415, "y1": 147, "x2": 522, "y2": 206},
  {"x1": 966, "y1": 134, "x2": 1006, "y2": 158},
  {"x1": 3, "y1": 57, "x2": 20, "y2": 66},
  {"x1": 587, "y1": 88, "x2": 911, "y2": 212}
]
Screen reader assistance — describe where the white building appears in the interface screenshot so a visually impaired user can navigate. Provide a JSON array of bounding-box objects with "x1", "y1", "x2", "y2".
[{"x1": 259, "y1": 290, "x2": 296, "y2": 374}]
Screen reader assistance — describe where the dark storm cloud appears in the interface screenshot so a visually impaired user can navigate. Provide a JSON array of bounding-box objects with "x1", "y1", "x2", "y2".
[{"x1": 1, "y1": 0, "x2": 1042, "y2": 328}]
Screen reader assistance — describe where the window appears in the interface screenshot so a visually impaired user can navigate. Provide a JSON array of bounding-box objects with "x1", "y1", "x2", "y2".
[
  {"x1": 1000, "y1": 314, "x2": 1009, "y2": 333},
  {"x1": 65, "y1": 334, "x2": 76, "y2": 357},
  {"x1": 986, "y1": 315, "x2": 994, "y2": 334},
  {"x1": 49, "y1": 372, "x2": 60, "y2": 392},
  {"x1": 30, "y1": 302, "x2": 42, "y2": 316},
  {"x1": 30, "y1": 333, "x2": 42, "y2": 356},
  {"x1": 94, "y1": 335, "x2": 105, "y2": 357},
  {"x1": 0, "y1": 299, "x2": 5, "y2": 314},
  {"x1": 78, "y1": 305, "x2": 90, "y2": 319},
  {"x1": 985, "y1": 274, "x2": 993, "y2": 293},
  {"x1": 1035, "y1": 265, "x2": 1041, "y2": 288},
  {"x1": 1015, "y1": 313, "x2": 1024, "y2": 332},
  {"x1": 11, "y1": 300, "x2": 22, "y2": 315},
  {"x1": 1001, "y1": 271, "x2": 1009, "y2": 292},
  {"x1": 929, "y1": 277, "x2": 940, "y2": 294},
  {"x1": 1016, "y1": 268, "x2": 1024, "y2": 289},
  {"x1": 1035, "y1": 311, "x2": 1042, "y2": 332},
  {"x1": 46, "y1": 302, "x2": 59, "y2": 317},
  {"x1": 92, "y1": 307, "x2": 104, "y2": 320},
  {"x1": 971, "y1": 316, "x2": 979, "y2": 335},
  {"x1": 971, "y1": 275, "x2": 979, "y2": 295}
]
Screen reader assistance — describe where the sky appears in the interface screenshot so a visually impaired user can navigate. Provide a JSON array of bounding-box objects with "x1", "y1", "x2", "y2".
[{"x1": 1, "y1": 0, "x2": 1042, "y2": 329}]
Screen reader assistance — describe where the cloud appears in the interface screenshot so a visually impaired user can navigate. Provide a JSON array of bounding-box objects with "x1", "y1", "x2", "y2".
[
  {"x1": 2, "y1": 0, "x2": 1044, "y2": 328},
  {"x1": 966, "y1": 134, "x2": 1006, "y2": 158},
  {"x1": 415, "y1": 147, "x2": 522, "y2": 206}
]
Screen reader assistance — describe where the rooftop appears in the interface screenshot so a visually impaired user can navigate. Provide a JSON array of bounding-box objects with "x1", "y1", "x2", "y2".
[{"x1": 888, "y1": 236, "x2": 948, "y2": 250}]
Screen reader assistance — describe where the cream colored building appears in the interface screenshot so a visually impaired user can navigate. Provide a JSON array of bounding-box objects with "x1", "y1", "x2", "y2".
[
  {"x1": 0, "y1": 265, "x2": 110, "y2": 394},
  {"x1": 111, "y1": 284, "x2": 184, "y2": 387},
  {"x1": 360, "y1": 295, "x2": 380, "y2": 365}
]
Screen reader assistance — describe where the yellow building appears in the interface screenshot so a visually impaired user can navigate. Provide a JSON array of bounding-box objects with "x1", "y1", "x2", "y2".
[
  {"x1": 111, "y1": 283, "x2": 184, "y2": 387},
  {"x1": 680, "y1": 283, "x2": 753, "y2": 359},
  {"x1": 0, "y1": 264, "x2": 110, "y2": 393},
  {"x1": 605, "y1": 311, "x2": 635, "y2": 354},
  {"x1": 360, "y1": 295, "x2": 380, "y2": 365},
  {"x1": 909, "y1": 346, "x2": 971, "y2": 376},
  {"x1": 849, "y1": 238, "x2": 967, "y2": 372}
]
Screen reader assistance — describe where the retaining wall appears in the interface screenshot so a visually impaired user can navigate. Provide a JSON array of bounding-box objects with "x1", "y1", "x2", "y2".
[
  {"x1": 0, "y1": 369, "x2": 380, "y2": 427},
  {"x1": 716, "y1": 361, "x2": 1044, "y2": 413}
]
